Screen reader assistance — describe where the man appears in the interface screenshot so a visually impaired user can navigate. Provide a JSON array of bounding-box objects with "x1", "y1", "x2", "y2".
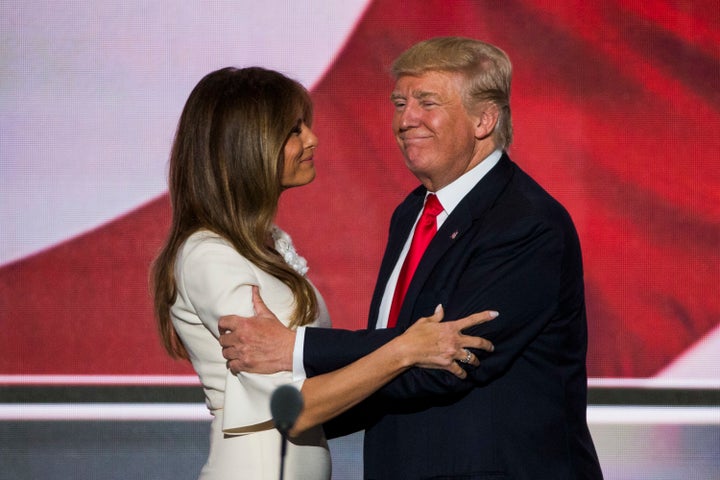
[{"x1": 220, "y1": 37, "x2": 603, "y2": 479}]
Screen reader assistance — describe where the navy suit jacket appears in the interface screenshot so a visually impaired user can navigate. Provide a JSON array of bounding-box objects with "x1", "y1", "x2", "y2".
[{"x1": 305, "y1": 154, "x2": 603, "y2": 479}]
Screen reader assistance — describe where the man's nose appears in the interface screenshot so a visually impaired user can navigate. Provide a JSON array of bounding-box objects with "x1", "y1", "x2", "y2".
[{"x1": 397, "y1": 105, "x2": 420, "y2": 130}]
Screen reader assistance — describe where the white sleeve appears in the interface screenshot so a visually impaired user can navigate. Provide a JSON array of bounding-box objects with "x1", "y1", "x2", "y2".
[
  {"x1": 179, "y1": 237, "x2": 304, "y2": 434},
  {"x1": 292, "y1": 326, "x2": 308, "y2": 381},
  {"x1": 180, "y1": 237, "x2": 256, "y2": 324}
]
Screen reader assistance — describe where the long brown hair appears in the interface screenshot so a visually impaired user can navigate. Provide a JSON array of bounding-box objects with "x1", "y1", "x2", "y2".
[{"x1": 151, "y1": 67, "x2": 318, "y2": 359}]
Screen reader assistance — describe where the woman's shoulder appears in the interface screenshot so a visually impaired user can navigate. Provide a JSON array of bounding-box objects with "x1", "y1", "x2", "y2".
[
  {"x1": 182, "y1": 229, "x2": 233, "y2": 254},
  {"x1": 184, "y1": 228, "x2": 227, "y2": 247},
  {"x1": 177, "y1": 229, "x2": 249, "y2": 272}
]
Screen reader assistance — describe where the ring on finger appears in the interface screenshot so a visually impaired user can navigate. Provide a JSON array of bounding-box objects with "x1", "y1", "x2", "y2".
[{"x1": 460, "y1": 348, "x2": 473, "y2": 364}]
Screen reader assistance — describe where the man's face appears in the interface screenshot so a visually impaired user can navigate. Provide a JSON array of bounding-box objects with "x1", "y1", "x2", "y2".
[{"x1": 391, "y1": 70, "x2": 480, "y2": 191}]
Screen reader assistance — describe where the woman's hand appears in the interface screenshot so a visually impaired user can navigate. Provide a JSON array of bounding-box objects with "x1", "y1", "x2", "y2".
[{"x1": 397, "y1": 305, "x2": 497, "y2": 379}]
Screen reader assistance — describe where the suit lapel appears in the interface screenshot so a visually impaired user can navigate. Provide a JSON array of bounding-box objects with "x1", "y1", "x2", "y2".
[
  {"x1": 395, "y1": 155, "x2": 515, "y2": 327},
  {"x1": 367, "y1": 187, "x2": 426, "y2": 329},
  {"x1": 382, "y1": 189, "x2": 426, "y2": 281}
]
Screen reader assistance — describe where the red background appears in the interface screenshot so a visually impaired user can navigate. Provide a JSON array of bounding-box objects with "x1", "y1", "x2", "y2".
[{"x1": 2, "y1": 0, "x2": 718, "y2": 379}]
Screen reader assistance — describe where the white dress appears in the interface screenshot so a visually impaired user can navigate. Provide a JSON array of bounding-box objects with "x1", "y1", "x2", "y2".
[{"x1": 171, "y1": 228, "x2": 332, "y2": 480}]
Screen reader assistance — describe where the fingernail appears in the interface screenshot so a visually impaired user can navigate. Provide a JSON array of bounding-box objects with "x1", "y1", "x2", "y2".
[
  {"x1": 489, "y1": 343, "x2": 495, "y2": 352},
  {"x1": 435, "y1": 304, "x2": 443, "y2": 313},
  {"x1": 489, "y1": 311, "x2": 499, "y2": 318}
]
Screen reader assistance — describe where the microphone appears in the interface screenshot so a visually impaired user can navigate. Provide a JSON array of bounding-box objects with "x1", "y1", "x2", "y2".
[
  {"x1": 270, "y1": 385, "x2": 304, "y2": 480},
  {"x1": 270, "y1": 384, "x2": 304, "y2": 436}
]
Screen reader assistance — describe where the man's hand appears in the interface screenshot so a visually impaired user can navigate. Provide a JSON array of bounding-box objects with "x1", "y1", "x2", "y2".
[{"x1": 218, "y1": 286, "x2": 296, "y2": 374}]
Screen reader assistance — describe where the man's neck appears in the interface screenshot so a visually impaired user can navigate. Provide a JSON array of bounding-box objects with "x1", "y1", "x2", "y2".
[{"x1": 421, "y1": 141, "x2": 497, "y2": 192}]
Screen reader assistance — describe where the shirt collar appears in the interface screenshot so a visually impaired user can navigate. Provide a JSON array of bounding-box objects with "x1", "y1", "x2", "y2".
[{"x1": 432, "y1": 149, "x2": 502, "y2": 215}]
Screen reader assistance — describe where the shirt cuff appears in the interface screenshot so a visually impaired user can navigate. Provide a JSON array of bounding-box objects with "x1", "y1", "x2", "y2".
[{"x1": 292, "y1": 326, "x2": 307, "y2": 381}]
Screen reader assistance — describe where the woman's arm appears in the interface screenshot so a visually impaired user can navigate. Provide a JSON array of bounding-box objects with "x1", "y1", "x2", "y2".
[
  {"x1": 218, "y1": 285, "x2": 496, "y2": 437},
  {"x1": 237, "y1": 293, "x2": 498, "y2": 436}
]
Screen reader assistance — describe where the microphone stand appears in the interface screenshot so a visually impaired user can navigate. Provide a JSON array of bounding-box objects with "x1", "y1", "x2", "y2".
[
  {"x1": 278, "y1": 431, "x2": 289, "y2": 480},
  {"x1": 270, "y1": 385, "x2": 304, "y2": 480}
]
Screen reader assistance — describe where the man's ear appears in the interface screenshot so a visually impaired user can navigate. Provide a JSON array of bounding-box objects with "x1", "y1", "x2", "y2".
[{"x1": 474, "y1": 104, "x2": 499, "y2": 140}]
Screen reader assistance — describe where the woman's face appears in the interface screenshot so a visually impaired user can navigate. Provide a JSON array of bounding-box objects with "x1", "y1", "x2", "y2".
[{"x1": 281, "y1": 120, "x2": 318, "y2": 188}]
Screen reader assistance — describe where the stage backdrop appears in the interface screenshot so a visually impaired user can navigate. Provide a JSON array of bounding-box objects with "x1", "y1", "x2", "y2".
[
  {"x1": 2, "y1": 2, "x2": 719, "y2": 479},
  {"x1": 1, "y1": 1, "x2": 718, "y2": 386}
]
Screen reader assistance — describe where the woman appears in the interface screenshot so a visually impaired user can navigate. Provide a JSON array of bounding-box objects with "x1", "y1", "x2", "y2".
[{"x1": 151, "y1": 66, "x2": 496, "y2": 479}]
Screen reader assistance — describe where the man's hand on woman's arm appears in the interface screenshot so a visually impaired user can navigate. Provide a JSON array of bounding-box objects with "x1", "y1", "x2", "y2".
[
  {"x1": 218, "y1": 286, "x2": 497, "y2": 379},
  {"x1": 218, "y1": 286, "x2": 295, "y2": 374}
]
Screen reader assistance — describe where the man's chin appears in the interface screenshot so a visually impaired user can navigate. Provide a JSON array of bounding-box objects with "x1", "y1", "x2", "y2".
[{"x1": 403, "y1": 152, "x2": 431, "y2": 169}]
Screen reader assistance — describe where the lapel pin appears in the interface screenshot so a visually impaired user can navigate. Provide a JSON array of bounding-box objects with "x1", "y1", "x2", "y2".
[{"x1": 450, "y1": 230, "x2": 459, "y2": 240}]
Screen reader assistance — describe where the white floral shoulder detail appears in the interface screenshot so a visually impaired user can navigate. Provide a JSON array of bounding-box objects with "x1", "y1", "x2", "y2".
[{"x1": 271, "y1": 225, "x2": 309, "y2": 276}]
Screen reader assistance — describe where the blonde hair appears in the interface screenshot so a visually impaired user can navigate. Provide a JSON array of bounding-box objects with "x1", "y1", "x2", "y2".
[
  {"x1": 151, "y1": 67, "x2": 318, "y2": 359},
  {"x1": 392, "y1": 37, "x2": 513, "y2": 149}
]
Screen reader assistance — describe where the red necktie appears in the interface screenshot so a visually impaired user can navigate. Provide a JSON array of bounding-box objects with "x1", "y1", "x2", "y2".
[{"x1": 387, "y1": 194, "x2": 443, "y2": 328}]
